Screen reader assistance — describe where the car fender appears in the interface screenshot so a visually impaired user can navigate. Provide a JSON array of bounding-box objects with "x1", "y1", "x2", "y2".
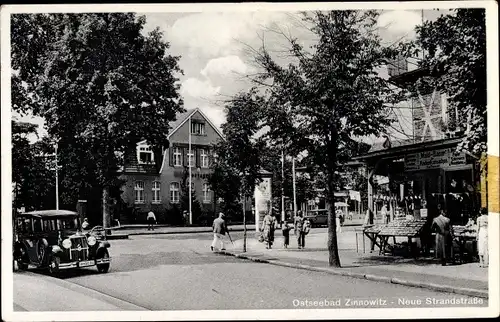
[
  {"x1": 98, "y1": 241, "x2": 110, "y2": 249},
  {"x1": 51, "y1": 245, "x2": 63, "y2": 255}
]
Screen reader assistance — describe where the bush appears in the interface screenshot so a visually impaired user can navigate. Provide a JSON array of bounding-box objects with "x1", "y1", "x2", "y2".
[{"x1": 166, "y1": 204, "x2": 184, "y2": 226}]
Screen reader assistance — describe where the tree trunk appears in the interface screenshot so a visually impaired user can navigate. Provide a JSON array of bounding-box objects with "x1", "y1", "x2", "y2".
[
  {"x1": 326, "y1": 171, "x2": 341, "y2": 267},
  {"x1": 102, "y1": 186, "x2": 110, "y2": 230},
  {"x1": 326, "y1": 132, "x2": 341, "y2": 267}
]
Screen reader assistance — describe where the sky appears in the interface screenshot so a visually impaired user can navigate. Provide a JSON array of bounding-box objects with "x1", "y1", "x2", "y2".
[{"x1": 13, "y1": 8, "x2": 447, "y2": 143}]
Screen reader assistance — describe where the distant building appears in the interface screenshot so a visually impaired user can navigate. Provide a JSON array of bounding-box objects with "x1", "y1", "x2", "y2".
[{"x1": 119, "y1": 108, "x2": 224, "y2": 223}]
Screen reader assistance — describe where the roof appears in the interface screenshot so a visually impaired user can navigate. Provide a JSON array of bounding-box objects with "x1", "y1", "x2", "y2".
[
  {"x1": 354, "y1": 137, "x2": 464, "y2": 162},
  {"x1": 20, "y1": 210, "x2": 79, "y2": 218},
  {"x1": 167, "y1": 108, "x2": 225, "y2": 140}
]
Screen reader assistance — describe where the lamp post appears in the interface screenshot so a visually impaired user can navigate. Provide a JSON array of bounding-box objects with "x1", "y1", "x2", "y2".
[
  {"x1": 281, "y1": 149, "x2": 285, "y2": 224},
  {"x1": 188, "y1": 115, "x2": 192, "y2": 225},
  {"x1": 54, "y1": 142, "x2": 59, "y2": 210}
]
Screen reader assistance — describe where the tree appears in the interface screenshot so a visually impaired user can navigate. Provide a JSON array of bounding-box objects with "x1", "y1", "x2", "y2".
[
  {"x1": 413, "y1": 9, "x2": 486, "y2": 155},
  {"x1": 208, "y1": 144, "x2": 243, "y2": 220},
  {"x1": 11, "y1": 13, "x2": 184, "y2": 227},
  {"x1": 209, "y1": 89, "x2": 266, "y2": 251},
  {"x1": 12, "y1": 120, "x2": 56, "y2": 211},
  {"x1": 250, "y1": 11, "x2": 403, "y2": 267}
]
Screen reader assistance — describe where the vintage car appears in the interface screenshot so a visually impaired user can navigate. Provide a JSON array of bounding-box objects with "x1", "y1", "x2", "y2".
[
  {"x1": 13, "y1": 210, "x2": 111, "y2": 274},
  {"x1": 304, "y1": 209, "x2": 329, "y2": 227}
]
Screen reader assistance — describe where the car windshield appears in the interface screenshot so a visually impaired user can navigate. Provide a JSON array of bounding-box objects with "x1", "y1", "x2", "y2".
[{"x1": 57, "y1": 217, "x2": 79, "y2": 230}]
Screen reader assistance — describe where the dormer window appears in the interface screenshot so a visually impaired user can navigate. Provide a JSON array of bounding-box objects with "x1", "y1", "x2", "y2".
[
  {"x1": 191, "y1": 121, "x2": 206, "y2": 135},
  {"x1": 137, "y1": 143, "x2": 154, "y2": 164}
]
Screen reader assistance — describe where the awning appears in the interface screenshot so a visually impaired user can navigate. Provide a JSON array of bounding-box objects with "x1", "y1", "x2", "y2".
[{"x1": 353, "y1": 137, "x2": 464, "y2": 162}]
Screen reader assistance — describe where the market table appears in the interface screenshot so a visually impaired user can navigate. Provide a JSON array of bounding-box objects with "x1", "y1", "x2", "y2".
[
  {"x1": 377, "y1": 220, "x2": 428, "y2": 257},
  {"x1": 452, "y1": 225, "x2": 477, "y2": 264},
  {"x1": 360, "y1": 224, "x2": 385, "y2": 253}
]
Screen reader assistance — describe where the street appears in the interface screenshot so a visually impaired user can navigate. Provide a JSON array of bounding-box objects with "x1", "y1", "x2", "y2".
[{"x1": 13, "y1": 230, "x2": 488, "y2": 311}]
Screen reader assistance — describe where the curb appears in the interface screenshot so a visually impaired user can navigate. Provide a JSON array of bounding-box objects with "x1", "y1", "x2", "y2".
[
  {"x1": 122, "y1": 227, "x2": 254, "y2": 236},
  {"x1": 16, "y1": 271, "x2": 149, "y2": 311},
  {"x1": 107, "y1": 234, "x2": 129, "y2": 240},
  {"x1": 219, "y1": 251, "x2": 488, "y2": 299}
]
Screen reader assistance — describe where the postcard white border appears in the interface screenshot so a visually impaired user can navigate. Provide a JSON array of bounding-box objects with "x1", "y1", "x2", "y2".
[{"x1": 1, "y1": 1, "x2": 499, "y2": 321}]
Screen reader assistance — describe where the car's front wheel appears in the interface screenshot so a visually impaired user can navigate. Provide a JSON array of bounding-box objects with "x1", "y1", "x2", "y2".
[
  {"x1": 96, "y1": 249, "x2": 110, "y2": 273},
  {"x1": 47, "y1": 256, "x2": 60, "y2": 275}
]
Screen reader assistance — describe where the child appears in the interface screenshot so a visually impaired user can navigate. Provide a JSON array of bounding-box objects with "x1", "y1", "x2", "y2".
[{"x1": 282, "y1": 221, "x2": 291, "y2": 249}]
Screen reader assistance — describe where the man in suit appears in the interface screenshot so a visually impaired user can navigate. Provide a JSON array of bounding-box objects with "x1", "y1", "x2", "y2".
[
  {"x1": 431, "y1": 207, "x2": 454, "y2": 266},
  {"x1": 211, "y1": 212, "x2": 228, "y2": 252}
]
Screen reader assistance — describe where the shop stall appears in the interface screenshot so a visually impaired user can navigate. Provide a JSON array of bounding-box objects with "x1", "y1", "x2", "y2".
[{"x1": 354, "y1": 137, "x2": 484, "y2": 262}]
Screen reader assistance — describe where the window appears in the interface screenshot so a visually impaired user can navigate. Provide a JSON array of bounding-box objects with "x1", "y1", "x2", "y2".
[
  {"x1": 170, "y1": 182, "x2": 180, "y2": 204},
  {"x1": 173, "y1": 147, "x2": 182, "y2": 167},
  {"x1": 137, "y1": 144, "x2": 154, "y2": 164},
  {"x1": 188, "y1": 150, "x2": 194, "y2": 167},
  {"x1": 33, "y1": 218, "x2": 43, "y2": 232},
  {"x1": 152, "y1": 181, "x2": 161, "y2": 204},
  {"x1": 203, "y1": 183, "x2": 211, "y2": 203},
  {"x1": 57, "y1": 218, "x2": 78, "y2": 230},
  {"x1": 135, "y1": 181, "x2": 145, "y2": 204},
  {"x1": 201, "y1": 149, "x2": 209, "y2": 168},
  {"x1": 191, "y1": 122, "x2": 206, "y2": 135}
]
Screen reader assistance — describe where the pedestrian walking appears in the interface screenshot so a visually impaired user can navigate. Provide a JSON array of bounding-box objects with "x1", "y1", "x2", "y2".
[
  {"x1": 335, "y1": 208, "x2": 343, "y2": 233},
  {"x1": 211, "y1": 212, "x2": 228, "y2": 251},
  {"x1": 302, "y1": 217, "x2": 311, "y2": 248},
  {"x1": 431, "y1": 206, "x2": 454, "y2": 266},
  {"x1": 294, "y1": 211, "x2": 305, "y2": 249},
  {"x1": 260, "y1": 211, "x2": 276, "y2": 249},
  {"x1": 476, "y1": 207, "x2": 488, "y2": 268},
  {"x1": 147, "y1": 210, "x2": 156, "y2": 231},
  {"x1": 281, "y1": 221, "x2": 291, "y2": 249},
  {"x1": 381, "y1": 203, "x2": 390, "y2": 224},
  {"x1": 270, "y1": 212, "x2": 278, "y2": 245},
  {"x1": 183, "y1": 210, "x2": 189, "y2": 226}
]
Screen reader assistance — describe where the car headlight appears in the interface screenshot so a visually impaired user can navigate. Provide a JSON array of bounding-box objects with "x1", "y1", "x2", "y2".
[
  {"x1": 87, "y1": 236, "x2": 97, "y2": 246},
  {"x1": 62, "y1": 238, "x2": 72, "y2": 249}
]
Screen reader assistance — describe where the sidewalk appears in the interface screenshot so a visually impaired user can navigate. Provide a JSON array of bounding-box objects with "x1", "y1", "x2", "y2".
[
  {"x1": 220, "y1": 230, "x2": 489, "y2": 299},
  {"x1": 106, "y1": 224, "x2": 256, "y2": 238},
  {"x1": 13, "y1": 271, "x2": 148, "y2": 311}
]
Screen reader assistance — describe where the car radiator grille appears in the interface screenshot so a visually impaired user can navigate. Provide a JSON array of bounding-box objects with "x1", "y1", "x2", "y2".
[{"x1": 69, "y1": 236, "x2": 89, "y2": 261}]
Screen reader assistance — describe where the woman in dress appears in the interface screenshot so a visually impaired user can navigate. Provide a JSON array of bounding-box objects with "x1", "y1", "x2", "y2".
[
  {"x1": 260, "y1": 212, "x2": 276, "y2": 249},
  {"x1": 476, "y1": 208, "x2": 488, "y2": 268}
]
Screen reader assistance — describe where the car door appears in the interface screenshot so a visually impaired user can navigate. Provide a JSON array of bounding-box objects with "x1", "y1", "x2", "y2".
[{"x1": 25, "y1": 218, "x2": 47, "y2": 265}]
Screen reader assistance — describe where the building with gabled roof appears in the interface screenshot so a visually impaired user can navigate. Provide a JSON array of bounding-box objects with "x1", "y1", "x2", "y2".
[{"x1": 119, "y1": 108, "x2": 225, "y2": 224}]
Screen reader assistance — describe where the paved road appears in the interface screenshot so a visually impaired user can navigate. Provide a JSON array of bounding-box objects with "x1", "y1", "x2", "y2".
[{"x1": 14, "y1": 231, "x2": 487, "y2": 311}]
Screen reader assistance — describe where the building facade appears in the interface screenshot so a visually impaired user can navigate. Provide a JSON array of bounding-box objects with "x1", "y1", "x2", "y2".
[
  {"x1": 119, "y1": 108, "x2": 224, "y2": 224},
  {"x1": 356, "y1": 59, "x2": 483, "y2": 226}
]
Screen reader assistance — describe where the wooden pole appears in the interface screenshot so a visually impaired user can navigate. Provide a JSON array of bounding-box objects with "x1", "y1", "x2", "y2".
[{"x1": 189, "y1": 115, "x2": 192, "y2": 225}]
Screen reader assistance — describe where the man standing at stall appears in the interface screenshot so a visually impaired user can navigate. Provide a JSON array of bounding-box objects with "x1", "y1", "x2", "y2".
[{"x1": 431, "y1": 206, "x2": 454, "y2": 266}]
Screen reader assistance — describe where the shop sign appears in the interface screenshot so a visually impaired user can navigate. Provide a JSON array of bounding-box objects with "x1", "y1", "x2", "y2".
[
  {"x1": 404, "y1": 148, "x2": 466, "y2": 171},
  {"x1": 349, "y1": 190, "x2": 361, "y2": 202}
]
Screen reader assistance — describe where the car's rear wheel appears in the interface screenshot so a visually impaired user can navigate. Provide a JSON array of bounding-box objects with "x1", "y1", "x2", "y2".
[
  {"x1": 15, "y1": 247, "x2": 29, "y2": 270},
  {"x1": 97, "y1": 249, "x2": 110, "y2": 273},
  {"x1": 48, "y1": 256, "x2": 60, "y2": 275}
]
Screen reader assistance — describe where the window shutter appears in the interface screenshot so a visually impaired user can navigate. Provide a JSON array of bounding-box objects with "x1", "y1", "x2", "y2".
[
  {"x1": 196, "y1": 148, "x2": 201, "y2": 168},
  {"x1": 183, "y1": 148, "x2": 188, "y2": 166},
  {"x1": 169, "y1": 147, "x2": 174, "y2": 166}
]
